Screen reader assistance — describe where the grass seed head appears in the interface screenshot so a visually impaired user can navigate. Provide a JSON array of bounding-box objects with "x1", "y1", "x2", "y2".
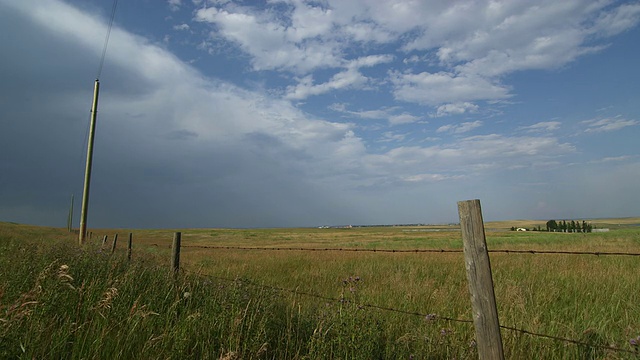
[
  {"x1": 97, "y1": 287, "x2": 118, "y2": 310},
  {"x1": 219, "y1": 350, "x2": 238, "y2": 360},
  {"x1": 57, "y1": 264, "x2": 75, "y2": 289}
]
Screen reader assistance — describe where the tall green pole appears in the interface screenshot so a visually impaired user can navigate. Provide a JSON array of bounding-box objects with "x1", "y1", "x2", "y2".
[{"x1": 79, "y1": 79, "x2": 100, "y2": 245}]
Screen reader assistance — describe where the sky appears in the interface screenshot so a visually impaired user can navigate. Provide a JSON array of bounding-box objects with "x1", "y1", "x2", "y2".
[{"x1": 1, "y1": 0, "x2": 639, "y2": 229}]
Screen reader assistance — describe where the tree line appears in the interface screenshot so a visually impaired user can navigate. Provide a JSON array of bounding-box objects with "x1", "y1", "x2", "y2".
[
  {"x1": 511, "y1": 220, "x2": 594, "y2": 232},
  {"x1": 545, "y1": 220, "x2": 593, "y2": 232}
]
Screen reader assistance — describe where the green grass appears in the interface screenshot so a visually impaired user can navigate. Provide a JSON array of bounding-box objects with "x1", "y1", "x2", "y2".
[{"x1": 2, "y1": 222, "x2": 640, "y2": 358}]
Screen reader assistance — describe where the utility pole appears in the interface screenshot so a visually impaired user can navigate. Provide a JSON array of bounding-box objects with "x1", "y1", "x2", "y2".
[
  {"x1": 79, "y1": 79, "x2": 100, "y2": 245},
  {"x1": 67, "y1": 194, "x2": 74, "y2": 232}
]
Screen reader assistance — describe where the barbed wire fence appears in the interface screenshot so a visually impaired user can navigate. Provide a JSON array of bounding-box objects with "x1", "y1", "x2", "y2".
[
  {"x1": 95, "y1": 200, "x2": 639, "y2": 357},
  {"x1": 180, "y1": 244, "x2": 640, "y2": 257},
  {"x1": 174, "y1": 260, "x2": 637, "y2": 353},
  {"x1": 96, "y1": 240, "x2": 639, "y2": 356},
  {"x1": 177, "y1": 267, "x2": 636, "y2": 356}
]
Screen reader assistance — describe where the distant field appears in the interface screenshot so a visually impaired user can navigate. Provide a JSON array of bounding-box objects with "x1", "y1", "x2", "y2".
[{"x1": 2, "y1": 219, "x2": 640, "y2": 358}]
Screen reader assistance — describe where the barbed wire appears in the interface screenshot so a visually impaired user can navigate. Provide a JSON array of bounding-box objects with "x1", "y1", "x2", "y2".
[
  {"x1": 180, "y1": 244, "x2": 640, "y2": 257},
  {"x1": 181, "y1": 269, "x2": 637, "y2": 355},
  {"x1": 181, "y1": 245, "x2": 462, "y2": 253},
  {"x1": 499, "y1": 324, "x2": 637, "y2": 355},
  {"x1": 182, "y1": 269, "x2": 472, "y2": 325},
  {"x1": 490, "y1": 249, "x2": 640, "y2": 256}
]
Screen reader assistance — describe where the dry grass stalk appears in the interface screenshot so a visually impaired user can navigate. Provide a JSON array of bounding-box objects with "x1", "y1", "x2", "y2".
[
  {"x1": 219, "y1": 350, "x2": 238, "y2": 360},
  {"x1": 95, "y1": 287, "x2": 119, "y2": 318}
]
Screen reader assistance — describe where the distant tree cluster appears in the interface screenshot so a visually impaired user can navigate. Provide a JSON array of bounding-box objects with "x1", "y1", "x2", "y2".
[
  {"x1": 545, "y1": 220, "x2": 593, "y2": 233},
  {"x1": 509, "y1": 220, "x2": 594, "y2": 232}
]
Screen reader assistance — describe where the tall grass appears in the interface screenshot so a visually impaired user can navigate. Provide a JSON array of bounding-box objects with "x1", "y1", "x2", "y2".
[
  {"x1": 2, "y1": 223, "x2": 640, "y2": 358},
  {"x1": 1, "y1": 226, "x2": 474, "y2": 359}
]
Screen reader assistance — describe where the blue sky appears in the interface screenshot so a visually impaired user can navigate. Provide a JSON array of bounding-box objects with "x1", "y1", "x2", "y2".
[{"x1": 1, "y1": 0, "x2": 639, "y2": 228}]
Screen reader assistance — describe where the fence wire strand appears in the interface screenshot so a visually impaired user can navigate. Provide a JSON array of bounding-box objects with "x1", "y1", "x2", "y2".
[
  {"x1": 181, "y1": 269, "x2": 637, "y2": 355},
  {"x1": 499, "y1": 325, "x2": 637, "y2": 355},
  {"x1": 490, "y1": 249, "x2": 640, "y2": 256},
  {"x1": 181, "y1": 245, "x2": 462, "y2": 253},
  {"x1": 175, "y1": 244, "x2": 639, "y2": 355},
  {"x1": 180, "y1": 244, "x2": 640, "y2": 257},
  {"x1": 182, "y1": 269, "x2": 472, "y2": 325}
]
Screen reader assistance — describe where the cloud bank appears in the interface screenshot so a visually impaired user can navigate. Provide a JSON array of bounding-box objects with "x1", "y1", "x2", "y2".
[{"x1": 0, "y1": 0, "x2": 638, "y2": 228}]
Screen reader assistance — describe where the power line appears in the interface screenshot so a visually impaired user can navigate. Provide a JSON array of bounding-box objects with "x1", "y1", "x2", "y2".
[{"x1": 96, "y1": 0, "x2": 119, "y2": 80}]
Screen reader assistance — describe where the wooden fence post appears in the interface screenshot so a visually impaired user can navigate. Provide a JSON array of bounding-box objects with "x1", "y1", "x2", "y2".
[
  {"x1": 458, "y1": 199, "x2": 504, "y2": 360},
  {"x1": 101, "y1": 235, "x2": 108, "y2": 249},
  {"x1": 171, "y1": 232, "x2": 181, "y2": 275},
  {"x1": 110, "y1": 233, "x2": 118, "y2": 254},
  {"x1": 127, "y1": 233, "x2": 133, "y2": 261}
]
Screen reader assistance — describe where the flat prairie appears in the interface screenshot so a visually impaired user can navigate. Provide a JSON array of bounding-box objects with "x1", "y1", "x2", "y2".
[{"x1": 2, "y1": 218, "x2": 639, "y2": 358}]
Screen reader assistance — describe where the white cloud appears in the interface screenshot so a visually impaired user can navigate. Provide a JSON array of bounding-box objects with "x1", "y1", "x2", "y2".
[
  {"x1": 195, "y1": 6, "x2": 341, "y2": 73},
  {"x1": 348, "y1": 109, "x2": 388, "y2": 119},
  {"x1": 192, "y1": 1, "x2": 410, "y2": 74},
  {"x1": 342, "y1": 22, "x2": 395, "y2": 43},
  {"x1": 403, "y1": 55, "x2": 422, "y2": 64},
  {"x1": 284, "y1": 54, "x2": 393, "y2": 100},
  {"x1": 168, "y1": 0, "x2": 181, "y2": 12},
  {"x1": 591, "y1": 155, "x2": 633, "y2": 163},
  {"x1": 191, "y1": 2, "x2": 640, "y2": 74},
  {"x1": 359, "y1": 134, "x2": 576, "y2": 186},
  {"x1": 191, "y1": 0, "x2": 640, "y2": 112},
  {"x1": 173, "y1": 23, "x2": 190, "y2": 31},
  {"x1": 390, "y1": 71, "x2": 510, "y2": 105},
  {"x1": 583, "y1": 117, "x2": 639, "y2": 132},
  {"x1": 379, "y1": 131, "x2": 407, "y2": 143},
  {"x1": 457, "y1": 134, "x2": 575, "y2": 158},
  {"x1": 591, "y1": 3, "x2": 640, "y2": 37},
  {"x1": 284, "y1": 68, "x2": 368, "y2": 100},
  {"x1": 389, "y1": 113, "x2": 420, "y2": 125},
  {"x1": 405, "y1": 1, "x2": 640, "y2": 78},
  {"x1": 328, "y1": 103, "x2": 422, "y2": 126},
  {"x1": 437, "y1": 121, "x2": 483, "y2": 134},
  {"x1": 433, "y1": 102, "x2": 479, "y2": 117},
  {"x1": 347, "y1": 54, "x2": 394, "y2": 68},
  {"x1": 329, "y1": 103, "x2": 390, "y2": 119},
  {"x1": 454, "y1": 33, "x2": 604, "y2": 78},
  {"x1": 519, "y1": 121, "x2": 561, "y2": 132}
]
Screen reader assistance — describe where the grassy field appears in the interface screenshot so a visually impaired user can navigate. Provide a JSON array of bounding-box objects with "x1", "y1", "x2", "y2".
[{"x1": 1, "y1": 219, "x2": 640, "y2": 359}]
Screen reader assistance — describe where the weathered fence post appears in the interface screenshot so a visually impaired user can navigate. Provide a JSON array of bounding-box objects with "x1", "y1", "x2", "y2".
[
  {"x1": 458, "y1": 199, "x2": 504, "y2": 360},
  {"x1": 110, "y1": 233, "x2": 118, "y2": 254},
  {"x1": 127, "y1": 233, "x2": 133, "y2": 261},
  {"x1": 171, "y1": 232, "x2": 181, "y2": 276},
  {"x1": 101, "y1": 235, "x2": 108, "y2": 249}
]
